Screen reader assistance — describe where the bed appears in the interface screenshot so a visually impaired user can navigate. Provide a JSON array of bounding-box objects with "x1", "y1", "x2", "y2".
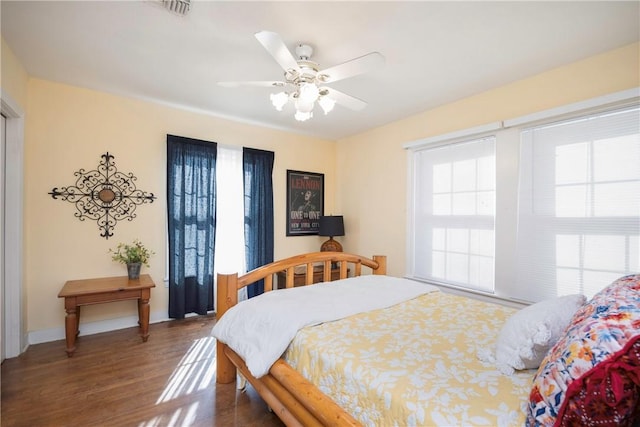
[{"x1": 212, "y1": 252, "x2": 640, "y2": 427}]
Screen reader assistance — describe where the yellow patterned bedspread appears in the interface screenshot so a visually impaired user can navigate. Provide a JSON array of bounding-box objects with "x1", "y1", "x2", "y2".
[{"x1": 284, "y1": 290, "x2": 534, "y2": 427}]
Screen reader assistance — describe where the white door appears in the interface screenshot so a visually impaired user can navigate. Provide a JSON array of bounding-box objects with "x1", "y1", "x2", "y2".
[
  {"x1": 1, "y1": 93, "x2": 24, "y2": 359},
  {"x1": 0, "y1": 92, "x2": 26, "y2": 358}
]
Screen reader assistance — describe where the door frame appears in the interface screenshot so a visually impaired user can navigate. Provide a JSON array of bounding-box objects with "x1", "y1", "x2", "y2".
[{"x1": 1, "y1": 90, "x2": 25, "y2": 358}]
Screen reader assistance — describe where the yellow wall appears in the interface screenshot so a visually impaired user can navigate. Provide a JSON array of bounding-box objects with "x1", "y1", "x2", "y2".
[
  {"x1": 1, "y1": 37, "x2": 29, "y2": 107},
  {"x1": 25, "y1": 79, "x2": 336, "y2": 336},
  {"x1": 336, "y1": 42, "x2": 640, "y2": 276}
]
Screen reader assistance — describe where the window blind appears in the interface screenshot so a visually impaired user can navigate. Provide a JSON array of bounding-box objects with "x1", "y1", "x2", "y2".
[
  {"x1": 514, "y1": 106, "x2": 640, "y2": 301},
  {"x1": 409, "y1": 137, "x2": 496, "y2": 293}
]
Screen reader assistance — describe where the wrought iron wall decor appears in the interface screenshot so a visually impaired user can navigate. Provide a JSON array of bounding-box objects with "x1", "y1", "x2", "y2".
[{"x1": 49, "y1": 152, "x2": 156, "y2": 239}]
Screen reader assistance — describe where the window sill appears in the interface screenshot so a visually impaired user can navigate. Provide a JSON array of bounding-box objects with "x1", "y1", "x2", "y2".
[{"x1": 405, "y1": 276, "x2": 529, "y2": 310}]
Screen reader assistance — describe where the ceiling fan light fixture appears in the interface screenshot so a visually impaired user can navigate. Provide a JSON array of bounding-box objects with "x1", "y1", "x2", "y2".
[
  {"x1": 294, "y1": 111, "x2": 313, "y2": 122},
  {"x1": 318, "y1": 96, "x2": 336, "y2": 115},
  {"x1": 219, "y1": 31, "x2": 384, "y2": 122},
  {"x1": 270, "y1": 92, "x2": 289, "y2": 111},
  {"x1": 220, "y1": 29, "x2": 384, "y2": 122},
  {"x1": 298, "y1": 83, "x2": 320, "y2": 104},
  {"x1": 294, "y1": 97, "x2": 315, "y2": 114}
]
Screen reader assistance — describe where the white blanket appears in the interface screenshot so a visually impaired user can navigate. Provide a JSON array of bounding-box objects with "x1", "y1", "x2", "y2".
[{"x1": 211, "y1": 274, "x2": 438, "y2": 378}]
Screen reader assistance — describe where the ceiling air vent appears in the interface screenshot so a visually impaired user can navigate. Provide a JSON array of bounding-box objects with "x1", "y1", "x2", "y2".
[{"x1": 161, "y1": 0, "x2": 190, "y2": 16}]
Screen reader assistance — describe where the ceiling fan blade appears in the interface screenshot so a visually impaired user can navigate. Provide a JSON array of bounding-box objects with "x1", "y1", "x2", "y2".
[
  {"x1": 218, "y1": 81, "x2": 285, "y2": 88},
  {"x1": 323, "y1": 87, "x2": 367, "y2": 111},
  {"x1": 318, "y1": 52, "x2": 385, "y2": 84},
  {"x1": 255, "y1": 31, "x2": 301, "y2": 74}
]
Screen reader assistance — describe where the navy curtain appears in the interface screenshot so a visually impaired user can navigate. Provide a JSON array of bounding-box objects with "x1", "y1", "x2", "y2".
[
  {"x1": 243, "y1": 148, "x2": 274, "y2": 298},
  {"x1": 167, "y1": 135, "x2": 217, "y2": 319}
]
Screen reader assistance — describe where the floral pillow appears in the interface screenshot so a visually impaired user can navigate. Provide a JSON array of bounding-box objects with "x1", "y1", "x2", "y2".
[{"x1": 526, "y1": 274, "x2": 640, "y2": 426}]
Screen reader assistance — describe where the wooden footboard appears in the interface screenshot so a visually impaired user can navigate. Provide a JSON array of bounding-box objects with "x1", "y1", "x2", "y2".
[{"x1": 215, "y1": 252, "x2": 386, "y2": 427}]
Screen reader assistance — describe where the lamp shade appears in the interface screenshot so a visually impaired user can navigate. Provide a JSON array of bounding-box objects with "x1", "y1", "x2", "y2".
[{"x1": 318, "y1": 215, "x2": 345, "y2": 237}]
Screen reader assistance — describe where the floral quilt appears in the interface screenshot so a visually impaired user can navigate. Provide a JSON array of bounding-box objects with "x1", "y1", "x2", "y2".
[{"x1": 284, "y1": 291, "x2": 535, "y2": 427}]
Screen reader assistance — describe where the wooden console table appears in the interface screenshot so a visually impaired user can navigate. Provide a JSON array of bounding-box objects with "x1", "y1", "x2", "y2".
[{"x1": 57, "y1": 274, "x2": 156, "y2": 357}]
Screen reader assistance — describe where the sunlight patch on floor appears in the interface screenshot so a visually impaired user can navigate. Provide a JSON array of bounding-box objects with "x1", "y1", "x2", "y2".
[
  {"x1": 156, "y1": 336, "x2": 217, "y2": 404},
  {"x1": 138, "y1": 401, "x2": 200, "y2": 427}
]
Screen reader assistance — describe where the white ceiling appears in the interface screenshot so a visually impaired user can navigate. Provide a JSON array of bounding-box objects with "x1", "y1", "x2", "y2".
[{"x1": 2, "y1": 1, "x2": 639, "y2": 140}]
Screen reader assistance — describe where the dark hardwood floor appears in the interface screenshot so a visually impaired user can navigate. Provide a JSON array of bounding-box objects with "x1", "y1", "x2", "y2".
[{"x1": 1, "y1": 315, "x2": 285, "y2": 427}]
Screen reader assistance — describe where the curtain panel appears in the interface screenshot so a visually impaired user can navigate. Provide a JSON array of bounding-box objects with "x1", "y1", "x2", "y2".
[
  {"x1": 243, "y1": 148, "x2": 275, "y2": 298},
  {"x1": 167, "y1": 135, "x2": 217, "y2": 319}
]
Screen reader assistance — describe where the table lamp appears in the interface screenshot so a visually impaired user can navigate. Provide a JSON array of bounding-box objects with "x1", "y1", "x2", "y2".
[{"x1": 319, "y1": 215, "x2": 345, "y2": 252}]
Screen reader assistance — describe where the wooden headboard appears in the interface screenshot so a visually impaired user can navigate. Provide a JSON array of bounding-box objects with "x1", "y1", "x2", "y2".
[{"x1": 216, "y1": 252, "x2": 386, "y2": 321}]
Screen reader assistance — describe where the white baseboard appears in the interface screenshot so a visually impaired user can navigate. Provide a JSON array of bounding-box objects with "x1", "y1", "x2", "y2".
[{"x1": 28, "y1": 311, "x2": 173, "y2": 345}]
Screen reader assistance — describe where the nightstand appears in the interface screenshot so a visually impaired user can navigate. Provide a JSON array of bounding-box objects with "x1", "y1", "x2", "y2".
[{"x1": 276, "y1": 265, "x2": 349, "y2": 288}]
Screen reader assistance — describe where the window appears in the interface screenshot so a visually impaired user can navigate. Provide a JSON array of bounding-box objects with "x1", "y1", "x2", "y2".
[
  {"x1": 213, "y1": 145, "x2": 246, "y2": 295},
  {"x1": 407, "y1": 95, "x2": 639, "y2": 303},
  {"x1": 214, "y1": 144, "x2": 246, "y2": 277},
  {"x1": 515, "y1": 106, "x2": 640, "y2": 301},
  {"x1": 410, "y1": 137, "x2": 496, "y2": 293},
  {"x1": 167, "y1": 135, "x2": 274, "y2": 318}
]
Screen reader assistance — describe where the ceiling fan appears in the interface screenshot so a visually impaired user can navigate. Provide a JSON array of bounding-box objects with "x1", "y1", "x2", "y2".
[{"x1": 218, "y1": 31, "x2": 385, "y2": 122}]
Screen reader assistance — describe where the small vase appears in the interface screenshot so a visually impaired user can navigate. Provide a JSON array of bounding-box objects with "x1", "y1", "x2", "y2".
[{"x1": 127, "y1": 262, "x2": 142, "y2": 280}]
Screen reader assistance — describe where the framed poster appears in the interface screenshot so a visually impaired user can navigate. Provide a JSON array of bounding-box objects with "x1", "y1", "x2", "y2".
[{"x1": 286, "y1": 169, "x2": 324, "y2": 236}]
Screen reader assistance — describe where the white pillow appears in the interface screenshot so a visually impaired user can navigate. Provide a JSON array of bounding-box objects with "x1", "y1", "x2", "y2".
[{"x1": 478, "y1": 294, "x2": 586, "y2": 375}]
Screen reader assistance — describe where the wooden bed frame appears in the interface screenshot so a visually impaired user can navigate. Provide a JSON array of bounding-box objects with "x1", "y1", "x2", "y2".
[{"x1": 215, "y1": 251, "x2": 386, "y2": 427}]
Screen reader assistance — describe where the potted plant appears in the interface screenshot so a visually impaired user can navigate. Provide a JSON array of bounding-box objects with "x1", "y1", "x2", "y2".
[{"x1": 110, "y1": 239, "x2": 154, "y2": 280}]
